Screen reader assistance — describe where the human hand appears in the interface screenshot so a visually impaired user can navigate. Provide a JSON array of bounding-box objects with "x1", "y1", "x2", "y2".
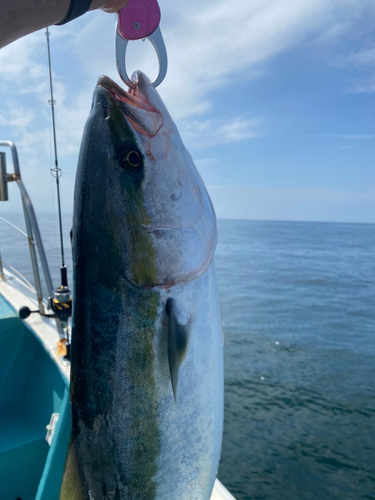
[
  {"x1": 89, "y1": 0, "x2": 130, "y2": 14},
  {"x1": 0, "y1": 0, "x2": 130, "y2": 49}
]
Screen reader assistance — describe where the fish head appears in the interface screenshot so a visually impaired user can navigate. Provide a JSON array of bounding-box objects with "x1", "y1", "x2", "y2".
[{"x1": 74, "y1": 71, "x2": 216, "y2": 289}]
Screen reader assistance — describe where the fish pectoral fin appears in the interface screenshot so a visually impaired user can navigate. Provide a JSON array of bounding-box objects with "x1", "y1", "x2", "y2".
[
  {"x1": 60, "y1": 439, "x2": 85, "y2": 500},
  {"x1": 166, "y1": 298, "x2": 190, "y2": 401}
]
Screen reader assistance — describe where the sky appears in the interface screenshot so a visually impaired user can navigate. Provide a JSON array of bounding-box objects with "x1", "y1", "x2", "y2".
[{"x1": 0, "y1": 0, "x2": 374, "y2": 222}]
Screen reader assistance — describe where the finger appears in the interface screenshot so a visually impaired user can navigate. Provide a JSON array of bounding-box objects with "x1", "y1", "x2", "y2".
[{"x1": 101, "y1": 0, "x2": 129, "y2": 13}]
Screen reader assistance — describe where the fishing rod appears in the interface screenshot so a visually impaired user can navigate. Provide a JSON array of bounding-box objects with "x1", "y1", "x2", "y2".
[{"x1": 45, "y1": 27, "x2": 72, "y2": 357}]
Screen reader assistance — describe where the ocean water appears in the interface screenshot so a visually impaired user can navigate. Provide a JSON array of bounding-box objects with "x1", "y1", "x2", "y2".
[
  {"x1": 215, "y1": 220, "x2": 375, "y2": 500},
  {"x1": 1, "y1": 214, "x2": 374, "y2": 499}
]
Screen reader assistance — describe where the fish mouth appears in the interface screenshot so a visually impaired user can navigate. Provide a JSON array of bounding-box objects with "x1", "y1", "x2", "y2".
[{"x1": 97, "y1": 75, "x2": 163, "y2": 137}]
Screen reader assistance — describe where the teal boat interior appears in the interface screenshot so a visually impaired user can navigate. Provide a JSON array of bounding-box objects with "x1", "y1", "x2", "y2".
[{"x1": 0, "y1": 294, "x2": 70, "y2": 500}]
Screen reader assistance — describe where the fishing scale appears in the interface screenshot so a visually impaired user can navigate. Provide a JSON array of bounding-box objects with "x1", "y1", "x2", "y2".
[{"x1": 116, "y1": 0, "x2": 168, "y2": 88}]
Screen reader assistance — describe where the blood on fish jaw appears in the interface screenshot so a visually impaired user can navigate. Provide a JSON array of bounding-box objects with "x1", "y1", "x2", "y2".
[{"x1": 97, "y1": 75, "x2": 158, "y2": 113}]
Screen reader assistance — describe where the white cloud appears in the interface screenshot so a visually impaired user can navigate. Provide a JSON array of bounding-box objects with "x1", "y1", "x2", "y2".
[
  {"x1": 347, "y1": 47, "x2": 375, "y2": 67},
  {"x1": 346, "y1": 78, "x2": 375, "y2": 94},
  {"x1": 158, "y1": 0, "x2": 374, "y2": 119},
  {"x1": 215, "y1": 119, "x2": 259, "y2": 143},
  {"x1": 0, "y1": 33, "x2": 50, "y2": 96},
  {"x1": 62, "y1": 0, "x2": 375, "y2": 121},
  {"x1": 312, "y1": 134, "x2": 374, "y2": 139},
  {"x1": 2, "y1": 0, "x2": 374, "y2": 148},
  {"x1": 335, "y1": 46, "x2": 375, "y2": 94},
  {"x1": 0, "y1": 101, "x2": 35, "y2": 129},
  {"x1": 0, "y1": 29, "x2": 87, "y2": 214},
  {"x1": 1, "y1": 0, "x2": 375, "y2": 216},
  {"x1": 181, "y1": 116, "x2": 260, "y2": 149}
]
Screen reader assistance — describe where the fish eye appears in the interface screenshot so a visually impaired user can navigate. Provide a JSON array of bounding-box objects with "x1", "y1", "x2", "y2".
[
  {"x1": 118, "y1": 145, "x2": 143, "y2": 170},
  {"x1": 126, "y1": 151, "x2": 141, "y2": 167}
]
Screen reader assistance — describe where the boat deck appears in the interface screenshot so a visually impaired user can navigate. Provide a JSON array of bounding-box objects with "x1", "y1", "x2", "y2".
[{"x1": 0, "y1": 291, "x2": 14, "y2": 318}]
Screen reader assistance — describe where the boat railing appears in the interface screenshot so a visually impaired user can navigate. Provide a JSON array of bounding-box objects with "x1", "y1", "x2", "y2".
[
  {"x1": 0, "y1": 249, "x2": 3, "y2": 282},
  {"x1": 1, "y1": 261, "x2": 37, "y2": 295},
  {"x1": 0, "y1": 216, "x2": 39, "y2": 295},
  {"x1": 0, "y1": 141, "x2": 54, "y2": 315}
]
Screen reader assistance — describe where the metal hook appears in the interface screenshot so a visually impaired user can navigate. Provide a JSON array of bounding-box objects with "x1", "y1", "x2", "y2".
[
  {"x1": 115, "y1": 0, "x2": 168, "y2": 89},
  {"x1": 115, "y1": 24, "x2": 168, "y2": 89}
]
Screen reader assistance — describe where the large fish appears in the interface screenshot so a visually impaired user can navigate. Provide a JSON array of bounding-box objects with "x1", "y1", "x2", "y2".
[{"x1": 60, "y1": 71, "x2": 223, "y2": 500}]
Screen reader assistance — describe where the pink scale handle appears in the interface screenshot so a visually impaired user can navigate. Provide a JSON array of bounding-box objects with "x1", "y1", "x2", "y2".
[{"x1": 117, "y1": 0, "x2": 161, "y2": 41}]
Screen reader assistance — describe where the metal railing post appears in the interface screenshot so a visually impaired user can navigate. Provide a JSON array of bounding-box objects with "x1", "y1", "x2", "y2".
[
  {"x1": 0, "y1": 153, "x2": 8, "y2": 201},
  {"x1": 0, "y1": 252, "x2": 5, "y2": 281},
  {"x1": 0, "y1": 141, "x2": 54, "y2": 297},
  {"x1": 22, "y1": 199, "x2": 45, "y2": 314},
  {"x1": 17, "y1": 180, "x2": 54, "y2": 296}
]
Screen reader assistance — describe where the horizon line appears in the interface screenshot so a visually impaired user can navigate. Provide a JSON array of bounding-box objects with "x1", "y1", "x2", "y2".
[{"x1": 1, "y1": 211, "x2": 374, "y2": 226}]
